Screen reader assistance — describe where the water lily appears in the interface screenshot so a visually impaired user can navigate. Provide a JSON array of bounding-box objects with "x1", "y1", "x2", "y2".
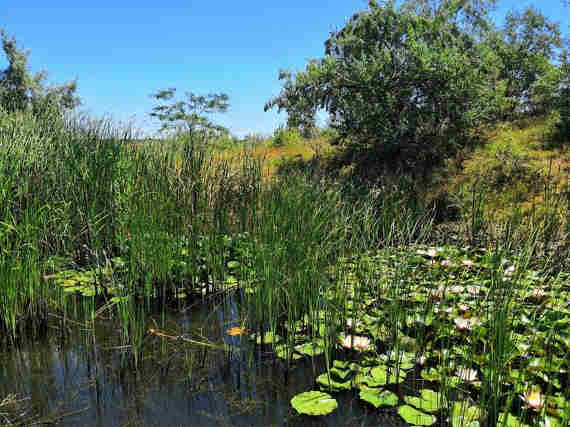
[
  {"x1": 341, "y1": 335, "x2": 371, "y2": 351},
  {"x1": 467, "y1": 286, "x2": 480, "y2": 296},
  {"x1": 454, "y1": 316, "x2": 479, "y2": 332},
  {"x1": 449, "y1": 285, "x2": 464, "y2": 295},
  {"x1": 530, "y1": 288, "x2": 546, "y2": 301},
  {"x1": 456, "y1": 367, "x2": 478, "y2": 382},
  {"x1": 346, "y1": 318, "x2": 361, "y2": 329},
  {"x1": 521, "y1": 389, "x2": 544, "y2": 411}
]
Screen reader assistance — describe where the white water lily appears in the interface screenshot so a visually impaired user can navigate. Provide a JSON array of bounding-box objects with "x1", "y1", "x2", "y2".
[
  {"x1": 341, "y1": 335, "x2": 371, "y2": 351},
  {"x1": 456, "y1": 367, "x2": 478, "y2": 382},
  {"x1": 449, "y1": 285, "x2": 464, "y2": 294},
  {"x1": 467, "y1": 286, "x2": 480, "y2": 296},
  {"x1": 454, "y1": 316, "x2": 479, "y2": 331}
]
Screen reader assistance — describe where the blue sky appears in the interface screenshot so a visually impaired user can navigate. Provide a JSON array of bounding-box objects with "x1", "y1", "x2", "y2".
[{"x1": 2, "y1": 0, "x2": 569, "y2": 137}]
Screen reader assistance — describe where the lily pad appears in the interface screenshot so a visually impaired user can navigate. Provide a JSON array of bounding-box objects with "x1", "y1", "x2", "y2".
[
  {"x1": 359, "y1": 388, "x2": 398, "y2": 408},
  {"x1": 291, "y1": 391, "x2": 338, "y2": 416},
  {"x1": 397, "y1": 405, "x2": 437, "y2": 426},
  {"x1": 451, "y1": 402, "x2": 481, "y2": 427},
  {"x1": 497, "y1": 413, "x2": 530, "y2": 427},
  {"x1": 316, "y1": 373, "x2": 351, "y2": 391},
  {"x1": 404, "y1": 389, "x2": 441, "y2": 413}
]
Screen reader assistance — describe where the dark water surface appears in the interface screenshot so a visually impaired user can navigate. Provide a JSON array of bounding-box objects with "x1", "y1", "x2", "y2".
[{"x1": 0, "y1": 298, "x2": 400, "y2": 426}]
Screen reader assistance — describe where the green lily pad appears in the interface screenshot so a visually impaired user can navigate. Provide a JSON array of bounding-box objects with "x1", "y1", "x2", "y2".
[
  {"x1": 359, "y1": 388, "x2": 398, "y2": 408},
  {"x1": 291, "y1": 391, "x2": 338, "y2": 416},
  {"x1": 404, "y1": 389, "x2": 441, "y2": 413},
  {"x1": 398, "y1": 405, "x2": 437, "y2": 426},
  {"x1": 295, "y1": 341, "x2": 324, "y2": 356},
  {"x1": 254, "y1": 331, "x2": 280, "y2": 345},
  {"x1": 370, "y1": 364, "x2": 407, "y2": 385},
  {"x1": 497, "y1": 413, "x2": 530, "y2": 427},
  {"x1": 316, "y1": 373, "x2": 351, "y2": 391},
  {"x1": 451, "y1": 402, "x2": 481, "y2": 427},
  {"x1": 274, "y1": 344, "x2": 303, "y2": 360}
]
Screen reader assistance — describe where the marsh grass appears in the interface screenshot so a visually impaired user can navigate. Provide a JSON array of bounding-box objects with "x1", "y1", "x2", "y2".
[{"x1": 0, "y1": 109, "x2": 568, "y2": 426}]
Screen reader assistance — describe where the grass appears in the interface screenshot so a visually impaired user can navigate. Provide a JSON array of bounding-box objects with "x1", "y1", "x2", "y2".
[{"x1": 0, "y1": 108, "x2": 568, "y2": 426}]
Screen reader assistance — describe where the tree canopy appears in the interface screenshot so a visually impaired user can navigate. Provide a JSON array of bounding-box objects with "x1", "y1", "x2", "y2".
[
  {"x1": 265, "y1": 0, "x2": 566, "y2": 172},
  {"x1": 0, "y1": 29, "x2": 80, "y2": 115},
  {"x1": 149, "y1": 88, "x2": 230, "y2": 139}
]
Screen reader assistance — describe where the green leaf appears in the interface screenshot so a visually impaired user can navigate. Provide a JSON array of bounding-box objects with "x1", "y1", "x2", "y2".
[
  {"x1": 451, "y1": 402, "x2": 481, "y2": 427},
  {"x1": 359, "y1": 388, "x2": 399, "y2": 408},
  {"x1": 291, "y1": 391, "x2": 338, "y2": 416},
  {"x1": 397, "y1": 405, "x2": 437, "y2": 426},
  {"x1": 497, "y1": 413, "x2": 530, "y2": 427},
  {"x1": 404, "y1": 389, "x2": 441, "y2": 413},
  {"x1": 316, "y1": 373, "x2": 351, "y2": 391}
]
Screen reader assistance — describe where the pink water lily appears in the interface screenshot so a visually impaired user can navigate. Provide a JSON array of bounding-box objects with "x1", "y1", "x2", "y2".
[
  {"x1": 521, "y1": 389, "x2": 544, "y2": 411},
  {"x1": 530, "y1": 288, "x2": 546, "y2": 301},
  {"x1": 341, "y1": 335, "x2": 371, "y2": 351}
]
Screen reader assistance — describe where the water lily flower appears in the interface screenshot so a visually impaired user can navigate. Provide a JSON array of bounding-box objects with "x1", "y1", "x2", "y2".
[
  {"x1": 454, "y1": 316, "x2": 479, "y2": 332},
  {"x1": 449, "y1": 285, "x2": 464, "y2": 295},
  {"x1": 521, "y1": 389, "x2": 544, "y2": 411},
  {"x1": 530, "y1": 288, "x2": 546, "y2": 301},
  {"x1": 504, "y1": 265, "x2": 515, "y2": 277},
  {"x1": 346, "y1": 318, "x2": 362, "y2": 329},
  {"x1": 341, "y1": 335, "x2": 371, "y2": 351},
  {"x1": 456, "y1": 367, "x2": 478, "y2": 382},
  {"x1": 467, "y1": 286, "x2": 480, "y2": 296}
]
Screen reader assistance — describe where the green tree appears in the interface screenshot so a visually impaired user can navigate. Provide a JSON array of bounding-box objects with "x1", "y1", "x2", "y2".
[
  {"x1": 0, "y1": 29, "x2": 80, "y2": 114},
  {"x1": 265, "y1": 0, "x2": 499, "y2": 172},
  {"x1": 149, "y1": 88, "x2": 230, "y2": 139},
  {"x1": 488, "y1": 7, "x2": 562, "y2": 117}
]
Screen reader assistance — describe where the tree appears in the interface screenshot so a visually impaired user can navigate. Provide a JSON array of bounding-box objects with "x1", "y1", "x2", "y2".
[
  {"x1": 265, "y1": 0, "x2": 499, "y2": 172},
  {"x1": 488, "y1": 7, "x2": 562, "y2": 117},
  {"x1": 401, "y1": 0, "x2": 498, "y2": 36},
  {"x1": 0, "y1": 29, "x2": 80, "y2": 114},
  {"x1": 149, "y1": 88, "x2": 230, "y2": 139}
]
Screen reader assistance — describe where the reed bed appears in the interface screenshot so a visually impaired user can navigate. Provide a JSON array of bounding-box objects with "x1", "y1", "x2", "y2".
[{"x1": 0, "y1": 108, "x2": 568, "y2": 426}]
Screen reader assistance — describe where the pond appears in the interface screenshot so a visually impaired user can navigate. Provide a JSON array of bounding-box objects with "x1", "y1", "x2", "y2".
[{"x1": 0, "y1": 296, "x2": 398, "y2": 426}]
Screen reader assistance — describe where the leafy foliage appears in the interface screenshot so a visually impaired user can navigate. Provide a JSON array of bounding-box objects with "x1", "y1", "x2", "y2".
[
  {"x1": 265, "y1": 0, "x2": 503, "y2": 172},
  {"x1": 488, "y1": 7, "x2": 563, "y2": 118},
  {"x1": 0, "y1": 29, "x2": 80, "y2": 115},
  {"x1": 149, "y1": 88, "x2": 229, "y2": 138}
]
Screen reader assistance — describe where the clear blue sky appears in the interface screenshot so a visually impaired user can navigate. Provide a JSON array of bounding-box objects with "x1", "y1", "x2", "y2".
[{"x1": 2, "y1": 1, "x2": 569, "y2": 137}]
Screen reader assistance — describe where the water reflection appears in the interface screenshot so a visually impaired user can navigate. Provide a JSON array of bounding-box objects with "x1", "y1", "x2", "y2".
[{"x1": 0, "y1": 298, "x2": 400, "y2": 426}]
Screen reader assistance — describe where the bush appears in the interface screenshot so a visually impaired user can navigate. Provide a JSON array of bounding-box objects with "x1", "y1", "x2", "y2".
[{"x1": 272, "y1": 126, "x2": 302, "y2": 147}]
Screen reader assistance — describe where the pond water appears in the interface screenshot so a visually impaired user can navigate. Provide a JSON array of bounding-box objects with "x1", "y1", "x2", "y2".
[{"x1": 0, "y1": 297, "x2": 400, "y2": 426}]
